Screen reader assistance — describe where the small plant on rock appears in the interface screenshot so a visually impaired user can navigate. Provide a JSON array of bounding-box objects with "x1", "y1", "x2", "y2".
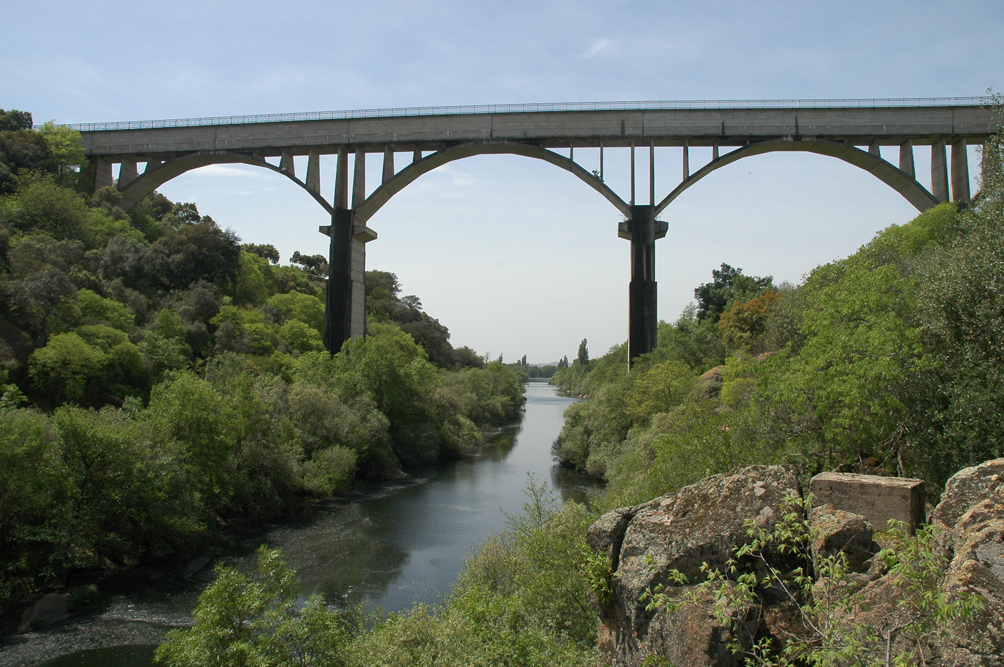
[{"x1": 641, "y1": 493, "x2": 983, "y2": 667}]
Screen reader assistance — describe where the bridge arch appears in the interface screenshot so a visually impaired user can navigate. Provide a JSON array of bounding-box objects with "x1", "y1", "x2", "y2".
[
  {"x1": 117, "y1": 151, "x2": 335, "y2": 215},
  {"x1": 654, "y1": 138, "x2": 940, "y2": 217},
  {"x1": 354, "y1": 141, "x2": 630, "y2": 223},
  {"x1": 114, "y1": 140, "x2": 943, "y2": 223}
]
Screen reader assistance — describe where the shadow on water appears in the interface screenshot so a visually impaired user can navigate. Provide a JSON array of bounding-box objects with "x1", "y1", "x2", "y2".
[{"x1": 3, "y1": 383, "x2": 601, "y2": 667}]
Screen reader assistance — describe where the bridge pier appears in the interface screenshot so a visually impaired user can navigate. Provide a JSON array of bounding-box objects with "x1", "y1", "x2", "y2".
[
  {"x1": 322, "y1": 148, "x2": 377, "y2": 353},
  {"x1": 620, "y1": 205, "x2": 668, "y2": 366},
  {"x1": 321, "y1": 207, "x2": 376, "y2": 352}
]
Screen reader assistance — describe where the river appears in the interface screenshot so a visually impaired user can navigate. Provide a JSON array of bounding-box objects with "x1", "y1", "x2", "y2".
[{"x1": 0, "y1": 381, "x2": 596, "y2": 667}]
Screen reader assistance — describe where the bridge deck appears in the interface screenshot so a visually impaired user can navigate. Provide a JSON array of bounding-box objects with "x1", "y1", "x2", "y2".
[{"x1": 78, "y1": 99, "x2": 999, "y2": 159}]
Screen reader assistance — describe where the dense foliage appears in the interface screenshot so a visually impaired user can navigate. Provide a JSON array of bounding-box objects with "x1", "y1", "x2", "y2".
[
  {"x1": 0, "y1": 116, "x2": 524, "y2": 602},
  {"x1": 552, "y1": 122, "x2": 1004, "y2": 510}
]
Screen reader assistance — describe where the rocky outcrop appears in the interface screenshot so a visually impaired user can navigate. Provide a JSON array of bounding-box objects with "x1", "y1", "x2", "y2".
[
  {"x1": 589, "y1": 460, "x2": 1004, "y2": 666},
  {"x1": 692, "y1": 366, "x2": 724, "y2": 400},
  {"x1": 588, "y1": 465, "x2": 802, "y2": 667},
  {"x1": 934, "y1": 459, "x2": 1004, "y2": 667}
]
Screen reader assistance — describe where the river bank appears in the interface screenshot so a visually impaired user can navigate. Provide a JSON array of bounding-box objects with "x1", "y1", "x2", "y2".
[{"x1": 0, "y1": 383, "x2": 597, "y2": 667}]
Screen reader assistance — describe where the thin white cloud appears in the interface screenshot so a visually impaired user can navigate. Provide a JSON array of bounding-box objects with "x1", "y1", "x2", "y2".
[
  {"x1": 452, "y1": 174, "x2": 477, "y2": 187},
  {"x1": 581, "y1": 38, "x2": 614, "y2": 59}
]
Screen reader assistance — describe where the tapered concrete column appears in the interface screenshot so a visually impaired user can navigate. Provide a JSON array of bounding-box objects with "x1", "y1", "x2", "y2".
[
  {"x1": 306, "y1": 150, "x2": 320, "y2": 195},
  {"x1": 630, "y1": 143, "x2": 636, "y2": 205},
  {"x1": 619, "y1": 205, "x2": 667, "y2": 365},
  {"x1": 118, "y1": 158, "x2": 137, "y2": 186},
  {"x1": 382, "y1": 147, "x2": 394, "y2": 185},
  {"x1": 81, "y1": 157, "x2": 114, "y2": 191},
  {"x1": 279, "y1": 151, "x2": 295, "y2": 176},
  {"x1": 932, "y1": 139, "x2": 949, "y2": 202},
  {"x1": 869, "y1": 140, "x2": 880, "y2": 157},
  {"x1": 649, "y1": 141, "x2": 656, "y2": 205},
  {"x1": 352, "y1": 148, "x2": 366, "y2": 208},
  {"x1": 334, "y1": 148, "x2": 348, "y2": 209},
  {"x1": 682, "y1": 142, "x2": 690, "y2": 179},
  {"x1": 144, "y1": 159, "x2": 161, "y2": 174},
  {"x1": 899, "y1": 140, "x2": 915, "y2": 179},
  {"x1": 951, "y1": 139, "x2": 971, "y2": 202}
]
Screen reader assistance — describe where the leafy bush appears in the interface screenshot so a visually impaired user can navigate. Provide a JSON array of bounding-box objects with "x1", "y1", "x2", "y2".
[{"x1": 156, "y1": 546, "x2": 349, "y2": 667}]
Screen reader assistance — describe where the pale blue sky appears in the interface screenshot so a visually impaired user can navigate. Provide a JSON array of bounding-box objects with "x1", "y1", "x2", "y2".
[{"x1": 3, "y1": 1, "x2": 1002, "y2": 362}]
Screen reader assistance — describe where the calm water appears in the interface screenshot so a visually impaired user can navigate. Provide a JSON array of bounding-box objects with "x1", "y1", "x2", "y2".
[{"x1": 1, "y1": 382, "x2": 596, "y2": 667}]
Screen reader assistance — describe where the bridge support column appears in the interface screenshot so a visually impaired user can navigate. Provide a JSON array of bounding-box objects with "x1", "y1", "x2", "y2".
[
  {"x1": 79, "y1": 157, "x2": 114, "y2": 192},
  {"x1": 951, "y1": 139, "x2": 971, "y2": 203},
  {"x1": 932, "y1": 139, "x2": 949, "y2": 202},
  {"x1": 119, "y1": 158, "x2": 137, "y2": 186},
  {"x1": 322, "y1": 207, "x2": 354, "y2": 352},
  {"x1": 321, "y1": 208, "x2": 377, "y2": 353},
  {"x1": 620, "y1": 205, "x2": 667, "y2": 366},
  {"x1": 899, "y1": 140, "x2": 915, "y2": 178},
  {"x1": 322, "y1": 147, "x2": 377, "y2": 353}
]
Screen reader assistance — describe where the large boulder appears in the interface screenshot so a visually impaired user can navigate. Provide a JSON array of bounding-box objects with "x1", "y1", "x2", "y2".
[
  {"x1": 935, "y1": 461, "x2": 1004, "y2": 666},
  {"x1": 16, "y1": 593, "x2": 71, "y2": 634},
  {"x1": 588, "y1": 465, "x2": 802, "y2": 667},
  {"x1": 932, "y1": 458, "x2": 1004, "y2": 529},
  {"x1": 941, "y1": 519, "x2": 1004, "y2": 666},
  {"x1": 808, "y1": 504, "x2": 877, "y2": 574}
]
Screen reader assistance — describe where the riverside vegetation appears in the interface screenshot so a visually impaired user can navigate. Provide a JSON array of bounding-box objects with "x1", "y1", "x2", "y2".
[
  {"x1": 4, "y1": 104, "x2": 1004, "y2": 666},
  {"x1": 0, "y1": 109, "x2": 524, "y2": 606}
]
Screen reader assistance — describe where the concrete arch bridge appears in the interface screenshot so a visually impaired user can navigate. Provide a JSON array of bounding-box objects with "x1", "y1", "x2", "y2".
[{"x1": 74, "y1": 98, "x2": 999, "y2": 362}]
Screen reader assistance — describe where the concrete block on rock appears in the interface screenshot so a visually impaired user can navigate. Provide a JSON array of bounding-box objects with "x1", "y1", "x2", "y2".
[{"x1": 809, "y1": 472, "x2": 925, "y2": 533}]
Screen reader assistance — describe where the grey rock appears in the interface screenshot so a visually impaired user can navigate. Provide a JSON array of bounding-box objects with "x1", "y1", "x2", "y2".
[
  {"x1": 932, "y1": 458, "x2": 1004, "y2": 529},
  {"x1": 16, "y1": 593, "x2": 71, "y2": 634},
  {"x1": 942, "y1": 520, "x2": 1004, "y2": 666},
  {"x1": 586, "y1": 506, "x2": 636, "y2": 570},
  {"x1": 808, "y1": 504, "x2": 877, "y2": 574},
  {"x1": 591, "y1": 464, "x2": 801, "y2": 667}
]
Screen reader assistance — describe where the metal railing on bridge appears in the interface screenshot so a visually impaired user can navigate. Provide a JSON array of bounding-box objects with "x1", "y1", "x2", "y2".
[{"x1": 61, "y1": 97, "x2": 994, "y2": 132}]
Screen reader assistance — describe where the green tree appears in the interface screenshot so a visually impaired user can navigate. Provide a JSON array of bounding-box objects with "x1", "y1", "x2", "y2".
[
  {"x1": 268, "y1": 292, "x2": 325, "y2": 333},
  {"x1": 290, "y1": 251, "x2": 328, "y2": 278},
  {"x1": 625, "y1": 358, "x2": 696, "y2": 425},
  {"x1": 241, "y1": 243, "x2": 280, "y2": 264},
  {"x1": 695, "y1": 263, "x2": 773, "y2": 324},
  {"x1": 229, "y1": 251, "x2": 276, "y2": 306},
  {"x1": 29, "y1": 332, "x2": 107, "y2": 405},
  {"x1": 0, "y1": 130, "x2": 53, "y2": 195},
  {"x1": 278, "y1": 319, "x2": 324, "y2": 354},
  {"x1": 38, "y1": 122, "x2": 85, "y2": 186},
  {"x1": 0, "y1": 109, "x2": 33, "y2": 132},
  {"x1": 331, "y1": 323, "x2": 440, "y2": 466},
  {"x1": 156, "y1": 546, "x2": 347, "y2": 667}
]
